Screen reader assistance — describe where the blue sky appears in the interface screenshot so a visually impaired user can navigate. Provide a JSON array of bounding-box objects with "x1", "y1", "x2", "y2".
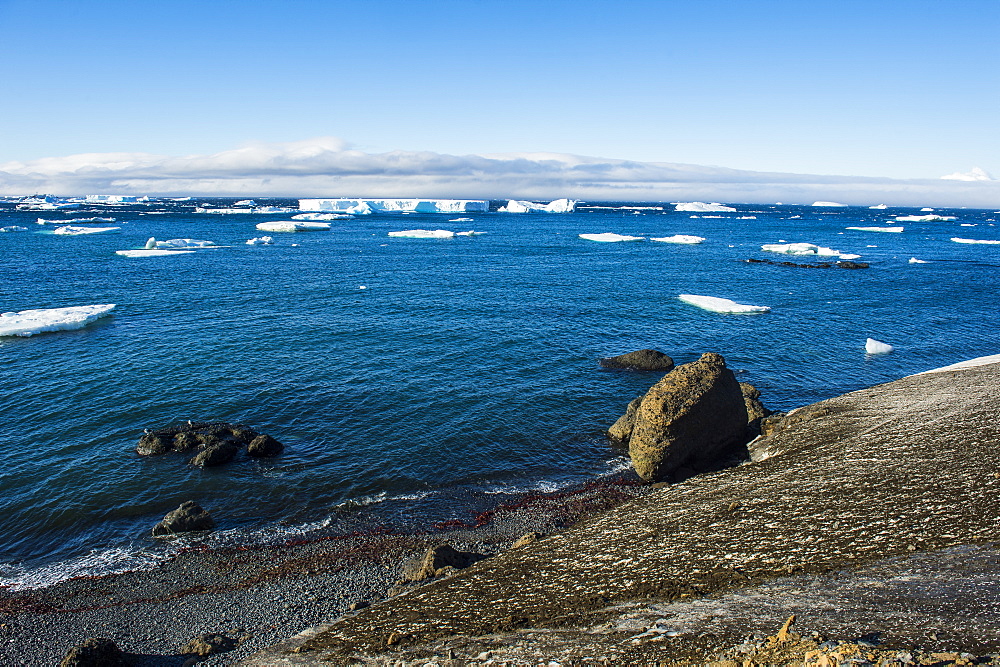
[{"x1": 1, "y1": 0, "x2": 998, "y2": 200}]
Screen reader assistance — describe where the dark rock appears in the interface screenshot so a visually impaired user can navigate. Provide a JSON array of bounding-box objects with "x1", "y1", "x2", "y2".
[
  {"x1": 744, "y1": 258, "x2": 868, "y2": 270},
  {"x1": 740, "y1": 383, "x2": 770, "y2": 423},
  {"x1": 227, "y1": 424, "x2": 259, "y2": 444},
  {"x1": 608, "y1": 395, "x2": 643, "y2": 444},
  {"x1": 136, "y1": 432, "x2": 173, "y2": 456},
  {"x1": 600, "y1": 349, "x2": 675, "y2": 372},
  {"x1": 402, "y1": 544, "x2": 486, "y2": 582},
  {"x1": 59, "y1": 638, "x2": 130, "y2": 667},
  {"x1": 152, "y1": 500, "x2": 215, "y2": 537},
  {"x1": 179, "y1": 632, "x2": 237, "y2": 657},
  {"x1": 247, "y1": 434, "x2": 284, "y2": 458},
  {"x1": 189, "y1": 440, "x2": 239, "y2": 467},
  {"x1": 836, "y1": 260, "x2": 869, "y2": 269},
  {"x1": 626, "y1": 352, "x2": 748, "y2": 482},
  {"x1": 349, "y1": 601, "x2": 370, "y2": 611},
  {"x1": 172, "y1": 431, "x2": 200, "y2": 452}
]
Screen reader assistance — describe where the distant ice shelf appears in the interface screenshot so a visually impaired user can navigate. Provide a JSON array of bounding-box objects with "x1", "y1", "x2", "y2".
[
  {"x1": 0, "y1": 304, "x2": 116, "y2": 337},
  {"x1": 499, "y1": 199, "x2": 576, "y2": 213},
  {"x1": 650, "y1": 234, "x2": 705, "y2": 244},
  {"x1": 678, "y1": 294, "x2": 770, "y2": 314},
  {"x1": 673, "y1": 202, "x2": 736, "y2": 213},
  {"x1": 578, "y1": 233, "x2": 644, "y2": 242},
  {"x1": 300, "y1": 199, "x2": 489, "y2": 214}
]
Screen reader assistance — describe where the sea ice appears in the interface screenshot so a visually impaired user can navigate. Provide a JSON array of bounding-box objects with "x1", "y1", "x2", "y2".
[
  {"x1": 865, "y1": 338, "x2": 894, "y2": 354},
  {"x1": 1, "y1": 226, "x2": 28, "y2": 232},
  {"x1": 812, "y1": 201, "x2": 848, "y2": 207},
  {"x1": 455, "y1": 231, "x2": 485, "y2": 236},
  {"x1": 154, "y1": 239, "x2": 217, "y2": 248},
  {"x1": 921, "y1": 207, "x2": 934, "y2": 212},
  {"x1": 894, "y1": 215, "x2": 957, "y2": 222},
  {"x1": 387, "y1": 229, "x2": 456, "y2": 239},
  {"x1": 291, "y1": 213, "x2": 352, "y2": 221},
  {"x1": 195, "y1": 206, "x2": 296, "y2": 215},
  {"x1": 255, "y1": 221, "x2": 331, "y2": 232},
  {"x1": 678, "y1": 294, "x2": 770, "y2": 314},
  {"x1": 144, "y1": 237, "x2": 157, "y2": 249},
  {"x1": 52, "y1": 225, "x2": 121, "y2": 235},
  {"x1": 86, "y1": 195, "x2": 140, "y2": 204},
  {"x1": 869, "y1": 204, "x2": 889, "y2": 209},
  {"x1": 951, "y1": 237, "x2": 1000, "y2": 245},
  {"x1": 499, "y1": 199, "x2": 577, "y2": 213},
  {"x1": 234, "y1": 200, "x2": 256, "y2": 206},
  {"x1": 909, "y1": 257, "x2": 929, "y2": 263},
  {"x1": 845, "y1": 226, "x2": 904, "y2": 233},
  {"x1": 650, "y1": 235, "x2": 705, "y2": 244},
  {"x1": 37, "y1": 217, "x2": 115, "y2": 224},
  {"x1": 0, "y1": 304, "x2": 116, "y2": 337},
  {"x1": 578, "y1": 233, "x2": 644, "y2": 242},
  {"x1": 673, "y1": 202, "x2": 736, "y2": 213},
  {"x1": 116, "y1": 249, "x2": 196, "y2": 257},
  {"x1": 449, "y1": 217, "x2": 474, "y2": 222},
  {"x1": 761, "y1": 242, "x2": 860, "y2": 260},
  {"x1": 246, "y1": 236, "x2": 274, "y2": 245},
  {"x1": 299, "y1": 198, "x2": 489, "y2": 213}
]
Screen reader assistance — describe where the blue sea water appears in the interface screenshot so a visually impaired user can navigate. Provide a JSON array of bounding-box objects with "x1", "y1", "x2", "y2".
[{"x1": 1, "y1": 198, "x2": 998, "y2": 588}]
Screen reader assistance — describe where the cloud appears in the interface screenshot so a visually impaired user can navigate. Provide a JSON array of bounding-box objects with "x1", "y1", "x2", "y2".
[
  {"x1": 941, "y1": 167, "x2": 995, "y2": 182},
  {"x1": 2, "y1": 137, "x2": 999, "y2": 208}
]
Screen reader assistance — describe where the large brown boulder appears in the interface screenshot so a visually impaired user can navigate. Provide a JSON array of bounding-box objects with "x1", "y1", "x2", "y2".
[
  {"x1": 59, "y1": 638, "x2": 130, "y2": 667},
  {"x1": 151, "y1": 500, "x2": 215, "y2": 537},
  {"x1": 600, "y1": 349, "x2": 675, "y2": 371},
  {"x1": 402, "y1": 544, "x2": 486, "y2": 582},
  {"x1": 608, "y1": 395, "x2": 643, "y2": 443},
  {"x1": 626, "y1": 352, "x2": 748, "y2": 482}
]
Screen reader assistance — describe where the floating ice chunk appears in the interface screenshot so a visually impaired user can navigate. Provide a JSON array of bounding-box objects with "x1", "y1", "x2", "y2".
[
  {"x1": 144, "y1": 237, "x2": 157, "y2": 249},
  {"x1": 52, "y1": 225, "x2": 120, "y2": 235},
  {"x1": 894, "y1": 215, "x2": 956, "y2": 222},
  {"x1": 36, "y1": 217, "x2": 116, "y2": 224},
  {"x1": 154, "y1": 238, "x2": 216, "y2": 248},
  {"x1": 455, "y1": 230, "x2": 485, "y2": 236},
  {"x1": 761, "y1": 242, "x2": 860, "y2": 260},
  {"x1": 86, "y1": 195, "x2": 140, "y2": 204},
  {"x1": 909, "y1": 257, "x2": 929, "y2": 263},
  {"x1": 0, "y1": 304, "x2": 116, "y2": 337},
  {"x1": 116, "y1": 249, "x2": 196, "y2": 257},
  {"x1": 869, "y1": 204, "x2": 888, "y2": 209},
  {"x1": 865, "y1": 338, "x2": 894, "y2": 354},
  {"x1": 299, "y1": 198, "x2": 489, "y2": 213},
  {"x1": 920, "y1": 207, "x2": 934, "y2": 212},
  {"x1": 578, "y1": 233, "x2": 644, "y2": 242},
  {"x1": 678, "y1": 294, "x2": 770, "y2": 314},
  {"x1": 449, "y1": 217, "x2": 474, "y2": 222},
  {"x1": 234, "y1": 200, "x2": 256, "y2": 206},
  {"x1": 195, "y1": 206, "x2": 296, "y2": 214},
  {"x1": 255, "y1": 221, "x2": 331, "y2": 232},
  {"x1": 961, "y1": 223, "x2": 977, "y2": 227},
  {"x1": 291, "y1": 213, "x2": 351, "y2": 221},
  {"x1": 951, "y1": 237, "x2": 1000, "y2": 245},
  {"x1": 845, "y1": 226, "x2": 904, "y2": 233},
  {"x1": 812, "y1": 201, "x2": 848, "y2": 207},
  {"x1": 673, "y1": 202, "x2": 736, "y2": 212},
  {"x1": 246, "y1": 236, "x2": 274, "y2": 245},
  {"x1": 387, "y1": 229, "x2": 456, "y2": 238},
  {"x1": 499, "y1": 198, "x2": 577, "y2": 213},
  {"x1": 0, "y1": 225, "x2": 28, "y2": 232},
  {"x1": 650, "y1": 234, "x2": 705, "y2": 244}
]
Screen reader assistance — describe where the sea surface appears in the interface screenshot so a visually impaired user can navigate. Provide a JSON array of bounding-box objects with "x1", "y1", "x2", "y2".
[{"x1": 2, "y1": 198, "x2": 998, "y2": 589}]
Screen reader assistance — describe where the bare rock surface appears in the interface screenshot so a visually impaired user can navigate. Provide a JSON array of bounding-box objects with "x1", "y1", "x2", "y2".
[
  {"x1": 151, "y1": 500, "x2": 215, "y2": 537},
  {"x1": 600, "y1": 349, "x2": 675, "y2": 371},
  {"x1": 58, "y1": 637, "x2": 130, "y2": 666}
]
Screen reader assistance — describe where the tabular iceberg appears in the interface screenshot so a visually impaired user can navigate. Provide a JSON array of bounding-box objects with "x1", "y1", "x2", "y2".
[
  {"x1": 812, "y1": 201, "x2": 848, "y2": 207},
  {"x1": 845, "y1": 226, "x2": 904, "y2": 233},
  {"x1": 52, "y1": 225, "x2": 121, "y2": 235},
  {"x1": 678, "y1": 294, "x2": 770, "y2": 314},
  {"x1": 673, "y1": 202, "x2": 736, "y2": 213},
  {"x1": 951, "y1": 237, "x2": 1000, "y2": 245},
  {"x1": 498, "y1": 199, "x2": 577, "y2": 213},
  {"x1": 865, "y1": 338, "x2": 894, "y2": 354},
  {"x1": 0, "y1": 304, "x2": 116, "y2": 337},
  {"x1": 256, "y1": 221, "x2": 331, "y2": 232},
  {"x1": 578, "y1": 233, "x2": 644, "y2": 242},
  {"x1": 761, "y1": 242, "x2": 861, "y2": 260},
  {"x1": 650, "y1": 235, "x2": 705, "y2": 244},
  {"x1": 299, "y1": 199, "x2": 489, "y2": 214}
]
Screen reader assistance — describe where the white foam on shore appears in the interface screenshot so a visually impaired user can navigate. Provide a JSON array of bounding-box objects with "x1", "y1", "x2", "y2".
[
  {"x1": 673, "y1": 202, "x2": 736, "y2": 212},
  {"x1": 0, "y1": 545, "x2": 171, "y2": 591},
  {"x1": 865, "y1": 338, "x2": 894, "y2": 355},
  {"x1": 579, "y1": 233, "x2": 645, "y2": 242},
  {"x1": 650, "y1": 234, "x2": 705, "y2": 244},
  {"x1": 678, "y1": 294, "x2": 770, "y2": 314},
  {"x1": 761, "y1": 242, "x2": 860, "y2": 260},
  {"x1": 951, "y1": 237, "x2": 1000, "y2": 245},
  {"x1": 0, "y1": 304, "x2": 116, "y2": 337},
  {"x1": 256, "y1": 221, "x2": 331, "y2": 232},
  {"x1": 115, "y1": 249, "x2": 196, "y2": 257},
  {"x1": 895, "y1": 215, "x2": 957, "y2": 222},
  {"x1": 846, "y1": 226, "x2": 904, "y2": 233},
  {"x1": 914, "y1": 353, "x2": 1000, "y2": 375},
  {"x1": 388, "y1": 229, "x2": 456, "y2": 238}
]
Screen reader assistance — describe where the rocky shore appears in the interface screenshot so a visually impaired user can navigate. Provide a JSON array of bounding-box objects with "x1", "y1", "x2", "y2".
[{"x1": 3, "y1": 358, "x2": 1000, "y2": 665}]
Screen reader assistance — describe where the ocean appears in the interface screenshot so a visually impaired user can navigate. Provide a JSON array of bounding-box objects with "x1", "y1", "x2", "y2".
[{"x1": 1, "y1": 198, "x2": 998, "y2": 589}]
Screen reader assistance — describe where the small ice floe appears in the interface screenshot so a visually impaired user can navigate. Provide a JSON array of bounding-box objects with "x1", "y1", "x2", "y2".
[
  {"x1": 895, "y1": 214, "x2": 957, "y2": 222},
  {"x1": 865, "y1": 338, "x2": 894, "y2": 355},
  {"x1": 812, "y1": 201, "x2": 848, "y2": 207},
  {"x1": 0, "y1": 225, "x2": 28, "y2": 232},
  {"x1": 246, "y1": 236, "x2": 274, "y2": 245},
  {"x1": 358, "y1": 285, "x2": 367, "y2": 290},
  {"x1": 952, "y1": 237, "x2": 1000, "y2": 245},
  {"x1": 255, "y1": 221, "x2": 331, "y2": 232},
  {"x1": 0, "y1": 304, "x2": 116, "y2": 337},
  {"x1": 37, "y1": 216, "x2": 115, "y2": 224},
  {"x1": 115, "y1": 249, "x2": 196, "y2": 257},
  {"x1": 578, "y1": 233, "x2": 644, "y2": 242},
  {"x1": 52, "y1": 225, "x2": 121, "y2": 235},
  {"x1": 673, "y1": 202, "x2": 736, "y2": 212},
  {"x1": 961, "y1": 223, "x2": 978, "y2": 227},
  {"x1": 869, "y1": 204, "x2": 889, "y2": 209},
  {"x1": 909, "y1": 257, "x2": 929, "y2": 264},
  {"x1": 455, "y1": 230, "x2": 485, "y2": 236},
  {"x1": 761, "y1": 242, "x2": 860, "y2": 260},
  {"x1": 650, "y1": 234, "x2": 705, "y2": 244},
  {"x1": 921, "y1": 207, "x2": 935, "y2": 212},
  {"x1": 234, "y1": 199, "x2": 256, "y2": 206},
  {"x1": 678, "y1": 294, "x2": 770, "y2": 314},
  {"x1": 845, "y1": 226, "x2": 904, "y2": 233},
  {"x1": 388, "y1": 229, "x2": 456, "y2": 239},
  {"x1": 153, "y1": 238, "x2": 217, "y2": 248},
  {"x1": 144, "y1": 237, "x2": 157, "y2": 249},
  {"x1": 449, "y1": 217, "x2": 474, "y2": 222},
  {"x1": 291, "y1": 213, "x2": 352, "y2": 221}
]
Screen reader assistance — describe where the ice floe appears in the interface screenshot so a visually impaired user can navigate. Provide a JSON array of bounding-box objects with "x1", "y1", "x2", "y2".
[
  {"x1": 761, "y1": 242, "x2": 861, "y2": 260},
  {"x1": 255, "y1": 221, "x2": 331, "y2": 232},
  {"x1": 845, "y1": 226, "x2": 904, "y2": 233},
  {"x1": 449, "y1": 217, "x2": 474, "y2": 222},
  {"x1": 299, "y1": 198, "x2": 489, "y2": 214},
  {"x1": 195, "y1": 206, "x2": 297, "y2": 214},
  {"x1": 234, "y1": 200, "x2": 256, "y2": 206},
  {"x1": 154, "y1": 238, "x2": 217, "y2": 248},
  {"x1": 291, "y1": 213, "x2": 351, "y2": 221},
  {"x1": 909, "y1": 257, "x2": 929, "y2": 264},
  {"x1": 865, "y1": 338, "x2": 894, "y2": 355},
  {"x1": 650, "y1": 235, "x2": 705, "y2": 244},
  {"x1": 0, "y1": 226, "x2": 28, "y2": 232},
  {"x1": 499, "y1": 199, "x2": 577, "y2": 213},
  {"x1": 52, "y1": 225, "x2": 120, "y2": 235},
  {"x1": 895, "y1": 215, "x2": 956, "y2": 222},
  {"x1": 578, "y1": 233, "x2": 644, "y2": 242},
  {"x1": 951, "y1": 237, "x2": 1000, "y2": 245},
  {"x1": 869, "y1": 204, "x2": 889, "y2": 209},
  {"x1": 37, "y1": 217, "x2": 116, "y2": 224},
  {"x1": 678, "y1": 294, "x2": 770, "y2": 314},
  {"x1": 812, "y1": 201, "x2": 848, "y2": 207},
  {"x1": 115, "y1": 249, "x2": 196, "y2": 257},
  {"x1": 388, "y1": 229, "x2": 456, "y2": 239},
  {"x1": 246, "y1": 236, "x2": 274, "y2": 245},
  {"x1": 920, "y1": 207, "x2": 935, "y2": 212},
  {"x1": 0, "y1": 304, "x2": 116, "y2": 337},
  {"x1": 673, "y1": 202, "x2": 736, "y2": 213},
  {"x1": 86, "y1": 195, "x2": 141, "y2": 204}
]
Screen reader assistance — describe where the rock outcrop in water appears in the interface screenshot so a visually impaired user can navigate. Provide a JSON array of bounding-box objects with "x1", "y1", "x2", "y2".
[
  {"x1": 151, "y1": 500, "x2": 216, "y2": 537},
  {"x1": 136, "y1": 421, "x2": 284, "y2": 467},
  {"x1": 599, "y1": 349, "x2": 675, "y2": 371}
]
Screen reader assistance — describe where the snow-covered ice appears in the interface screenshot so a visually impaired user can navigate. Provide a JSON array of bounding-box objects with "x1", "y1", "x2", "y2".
[
  {"x1": 761, "y1": 242, "x2": 861, "y2": 260},
  {"x1": 387, "y1": 229, "x2": 456, "y2": 239},
  {"x1": 154, "y1": 239, "x2": 217, "y2": 248},
  {"x1": 299, "y1": 199, "x2": 489, "y2": 214},
  {"x1": 678, "y1": 294, "x2": 770, "y2": 314},
  {"x1": 845, "y1": 226, "x2": 904, "y2": 233},
  {"x1": 234, "y1": 200, "x2": 256, "y2": 206},
  {"x1": 895, "y1": 215, "x2": 956, "y2": 222},
  {"x1": 255, "y1": 221, "x2": 331, "y2": 232},
  {"x1": 578, "y1": 233, "x2": 644, "y2": 242},
  {"x1": 869, "y1": 204, "x2": 888, "y2": 209},
  {"x1": 921, "y1": 207, "x2": 934, "y2": 212},
  {"x1": 0, "y1": 304, "x2": 116, "y2": 337},
  {"x1": 812, "y1": 201, "x2": 848, "y2": 207},
  {"x1": 865, "y1": 338, "x2": 894, "y2": 354},
  {"x1": 246, "y1": 236, "x2": 274, "y2": 245},
  {"x1": 52, "y1": 225, "x2": 120, "y2": 235},
  {"x1": 0, "y1": 226, "x2": 28, "y2": 232},
  {"x1": 195, "y1": 206, "x2": 296, "y2": 215},
  {"x1": 673, "y1": 202, "x2": 736, "y2": 213},
  {"x1": 86, "y1": 195, "x2": 140, "y2": 204},
  {"x1": 951, "y1": 237, "x2": 1000, "y2": 245},
  {"x1": 499, "y1": 199, "x2": 577, "y2": 213},
  {"x1": 449, "y1": 217, "x2": 474, "y2": 222},
  {"x1": 650, "y1": 235, "x2": 705, "y2": 244},
  {"x1": 291, "y1": 213, "x2": 352, "y2": 221},
  {"x1": 116, "y1": 248, "x2": 196, "y2": 257},
  {"x1": 909, "y1": 257, "x2": 929, "y2": 264},
  {"x1": 37, "y1": 217, "x2": 115, "y2": 224}
]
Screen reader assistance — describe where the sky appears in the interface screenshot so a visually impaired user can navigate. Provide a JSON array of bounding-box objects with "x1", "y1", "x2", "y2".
[{"x1": 1, "y1": 0, "x2": 998, "y2": 203}]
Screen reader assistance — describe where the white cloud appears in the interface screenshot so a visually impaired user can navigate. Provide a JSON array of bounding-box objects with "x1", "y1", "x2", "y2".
[
  {"x1": 941, "y1": 166, "x2": 995, "y2": 182},
  {"x1": 2, "y1": 137, "x2": 999, "y2": 208}
]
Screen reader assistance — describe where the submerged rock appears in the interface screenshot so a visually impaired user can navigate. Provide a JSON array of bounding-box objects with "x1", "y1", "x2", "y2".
[
  {"x1": 59, "y1": 638, "x2": 129, "y2": 667},
  {"x1": 151, "y1": 500, "x2": 215, "y2": 537},
  {"x1": 600, "y1": 349, "x2": 675, "y2": 371}
]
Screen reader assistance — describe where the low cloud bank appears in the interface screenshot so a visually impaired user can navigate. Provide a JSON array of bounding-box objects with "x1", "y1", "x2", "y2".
[{"x1": 2, "y1": 137, "x2": 998, "y2": 208}]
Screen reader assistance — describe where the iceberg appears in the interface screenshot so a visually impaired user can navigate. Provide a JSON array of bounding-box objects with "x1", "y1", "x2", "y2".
[
  {"x1": 291, "y1": 213, "x2": 352, "y2": 221},
  {"x1": 673, "y1": 202, "x2": 736, "y2": 213},
  {"x1": 144, "y1": 237, "x2": 157, "y2": 249},
  {"x1": 650, "y1": 234, "x2": 705, "y2": 244},
  {"x1": 812, "y1": 201, "x2": 848, "y2": 207},
  {"x1": 761, "y1": 242, "x2": 861, "y2": 260},
  {"x1": 920, "y1": 207, "x2": 935, "y2": 212},
  {"x1": 499, "y1": 198, "x2": 577, "y2": 213},
  {"x1": 845, "y1": 226, "x2": 904, "y2": 233},
  {"x1": 869, "y1": 204, "x2": 889, "y2": 209},
  {"x1": 678, "y1": 294, "x2": 770, "y2": 314},
  {"x1": 388, "y1": 229, "x2": 456, "y2": 239},
  {"x1": 895, "y1": 215, "x2": 956, "y2": 222},
  {"x1": 246, "y1": 236, "x2": 274, "y2": 245},
  {"x1": 909, "y1": 257, "x2": 929, "y2": 264},
  {"x1": 115, "y1": 249, "x2": 196, "y2": 257},
  {"x1": 86, "y1": 195, "x2": 141, "y2": 204},
  {"x1": 234, "y1": 200, "x2": 256, "y2": 206},
  {"x1": 255, "y1": 221, "x2": 331, "y2": 232},
  {"x1": 154, "y1": 238, "x2": 217, "y2": 248},
  {"x1": 865, "y1": 338, "x2": 894, "y2": 354},
  {"x1": 578, "y1": 233, "x2": 644, "y2": 242},
  {"x1": 299, "y1": 198, "x2": 489, "y2": 214},
  {"x1": 951, "y1": 237, "x2": 1000, "y2": 245},
  {"x1": 0, "y1": 304, "x2": 116, "y2": 337},
  {"x1": 52, "y1": 225, "x2": 120, "y2": 235},
  {"x1": 0, "y1": 225, "x2": 28, "y2": 232}
]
